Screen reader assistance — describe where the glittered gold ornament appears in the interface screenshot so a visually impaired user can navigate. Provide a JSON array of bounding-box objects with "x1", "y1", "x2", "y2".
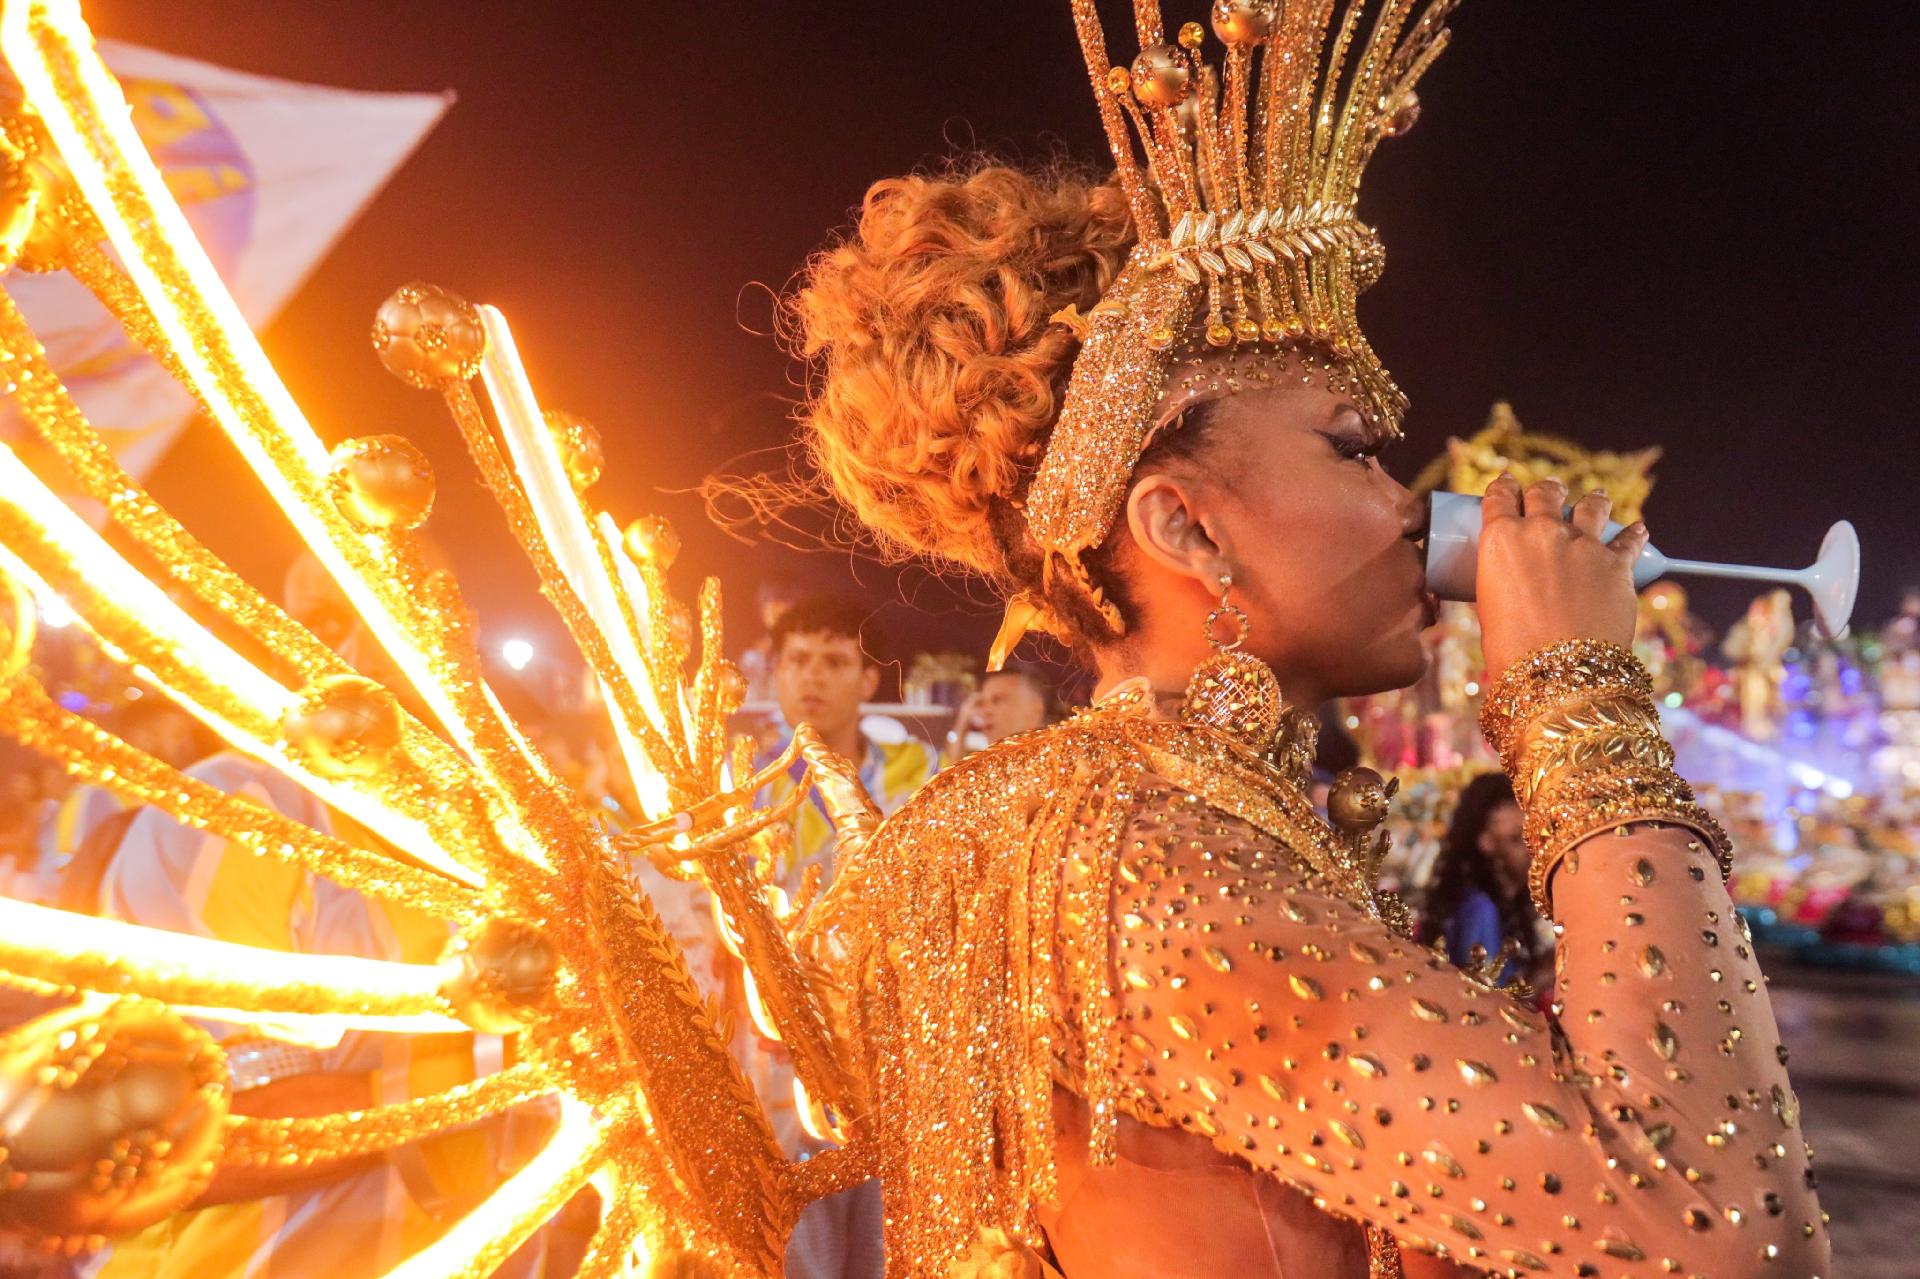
[
  {"x1": 1211, "y1": 0, "x2": 1275, "y2": 46},
  {"x1": 1181, "y1": 574, "x2": 1287, "y2": 754},
  {"x1": 0, "y1": 149, "x2": 40, "y2": 271},
  {"x1": 542, "y1": 408, "x2": 604, "y2": 492},
  {"x1": 372, "y1": 282, "x2": 487, "y2": 389},
  {"x1": 1184, "y1": 647, "x2": 1285, "y2": 751},
  {"x1": 1326, "y1": 766, "x2": 1398, "y2": 841},
  {"x1": 0, "y1": 999, "x2": 227, "y2": 1248},
  {"x1": 281, "y1": 674, "x2": 404, "y2": 780},
  {"x1": 439, "y1": 918, "x2": 559, "y2": 1034},
  {"x1": 327, "y1": 434, "x2": 436, "y2": 532},
  {"x1": 1176, "y1": 21, "x2": 1206, "y2": 50},
  {"x1": 624, "y1": 514, "x2": 681, "y2": 570},
  {"x1": 0, "y1": 10, "x2": 874, "y2": 1275},
  {"x1": 1130, "y1": 45, "x2": 1191, "y2": 108}
]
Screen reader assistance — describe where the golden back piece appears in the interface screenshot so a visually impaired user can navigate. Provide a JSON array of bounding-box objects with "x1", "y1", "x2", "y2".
[{"x1": 0, "y1": 4, "x2": 879, "y2": 1274}]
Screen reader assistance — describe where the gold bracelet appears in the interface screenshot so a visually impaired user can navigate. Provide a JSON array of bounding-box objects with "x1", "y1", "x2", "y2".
[
  {"x1": 1523, "y1": 765, "x2": 1732, "y2": 916},
  {"x1": 1512, "y1": 706, "x2": 1672, "y2": 807},
  {"x1": 1484, "y1": 641, "x2": 1731, "y2": 915},
  {"x1": 1479, "y1": 639, "x2": 1653, "y2": 761}
]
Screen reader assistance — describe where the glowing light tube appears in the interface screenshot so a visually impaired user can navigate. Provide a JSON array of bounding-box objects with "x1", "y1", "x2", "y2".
[
  {"x1": 0, "y1": 896, "x2": 466, "y2": 1033},
  {"x1": 478, "y1": 309, "x2": 675, "y2": 755},
  {"x1": 378, "y1": 1097, "x2": 608, "y2": 1279},
  {"x1": 597, "y1": 513, "x2": 679, "y2": 817},
  {"x1": 0, "y1": 445, "x2": 479, "y2": 887}
]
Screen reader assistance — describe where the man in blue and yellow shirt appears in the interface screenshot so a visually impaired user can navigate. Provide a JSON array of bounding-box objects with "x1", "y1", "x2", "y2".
[
  {"x1": 753, "y1": 595, "x2": 936, "y2": 1279},
  {"x1": 758, "y1": 596, "x2": 938, "y2": 902}
]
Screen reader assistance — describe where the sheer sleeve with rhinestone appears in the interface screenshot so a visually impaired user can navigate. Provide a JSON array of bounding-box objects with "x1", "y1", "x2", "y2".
[{"x1": 1092, "y1": 780, "x2": 1830, "y2": 1277}]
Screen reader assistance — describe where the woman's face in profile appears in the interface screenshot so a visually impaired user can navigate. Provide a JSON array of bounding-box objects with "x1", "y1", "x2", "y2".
[
  {"x1": 1479, "y1": 800, "x2": 1529, "y2": 882},
  {"x1": 1193, "y1": 380, "x2": 1435, "y2": 700}
]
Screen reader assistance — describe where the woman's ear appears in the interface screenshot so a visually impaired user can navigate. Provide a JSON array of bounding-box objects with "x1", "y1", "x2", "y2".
[{"x1": 1124, "y1": 471, "x2": 1224, "y2": 587}]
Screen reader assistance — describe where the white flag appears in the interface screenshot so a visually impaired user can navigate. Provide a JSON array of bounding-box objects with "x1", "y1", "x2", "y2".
[{"x1": 5, "y1": 40, "x2": 451, "y2": 480}]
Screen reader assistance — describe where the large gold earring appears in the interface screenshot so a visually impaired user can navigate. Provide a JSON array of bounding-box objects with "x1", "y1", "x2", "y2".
[{"x1": 1181, "y1": 570, "x2": 1288, "y2": 753}]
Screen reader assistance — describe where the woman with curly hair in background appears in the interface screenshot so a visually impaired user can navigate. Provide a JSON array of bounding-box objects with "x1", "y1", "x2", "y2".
[{"x1": 1415, "y1": 773, "x2": 1553, "y2": 996}]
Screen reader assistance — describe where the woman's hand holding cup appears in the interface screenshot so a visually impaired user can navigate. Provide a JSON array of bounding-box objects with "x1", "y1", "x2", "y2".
[{"x1": 1474, "y1": 474, "x2": 1650, "y2": 684}]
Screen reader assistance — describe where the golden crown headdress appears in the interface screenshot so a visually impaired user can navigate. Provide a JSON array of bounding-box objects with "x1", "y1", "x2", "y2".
[{"x1": 998, "y1": 0, "x2": 1459, "y2": 662}]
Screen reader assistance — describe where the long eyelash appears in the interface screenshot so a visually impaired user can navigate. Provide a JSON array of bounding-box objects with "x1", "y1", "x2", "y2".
[{"x1": 1322, "y1": 431, "x2": 1382, "y2": 461}]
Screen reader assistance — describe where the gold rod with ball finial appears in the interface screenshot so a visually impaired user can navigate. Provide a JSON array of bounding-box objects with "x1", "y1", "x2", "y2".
[{"x1": 0, "y1": 1, "x2": 888, "y2": 1271}]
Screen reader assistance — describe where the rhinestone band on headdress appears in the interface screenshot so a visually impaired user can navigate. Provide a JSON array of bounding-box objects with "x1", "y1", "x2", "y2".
[{"x1": 993, "y1": 0, "x2": 1459, "y2": 664}]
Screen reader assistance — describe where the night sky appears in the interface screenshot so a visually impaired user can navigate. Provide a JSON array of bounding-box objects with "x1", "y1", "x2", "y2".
[{"x1": 86, "y1": 1, "x2": 1920, "y2": 676}]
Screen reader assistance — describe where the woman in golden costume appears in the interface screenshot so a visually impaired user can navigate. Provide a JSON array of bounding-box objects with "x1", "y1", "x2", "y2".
[{"x1": 790, "y1": 2, "x2": 1832, "y2": 1276}]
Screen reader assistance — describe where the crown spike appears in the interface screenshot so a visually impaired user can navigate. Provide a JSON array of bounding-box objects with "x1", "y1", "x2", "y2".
[
  {"x1": 1312, "y1": 1, "x2": 1370, "y2": 191},
  {"x1": 1069, "y1": 1, "x2": 1161, "y2": 237},
  {"x1": 1192, "y1": 61, "x2": 1232, "y2": 212},
  {"x1": 1351, "y1": 6, "x2": 1455, "y2": 176},
  {"x1": 1148, "y1": 104, "x2": 1201, "y2": 215},
  {"x1": 1112, "y1": 81, "x2": 1184, "y2": 217},
  {"x1": 1133, "y1": 0, "x2": 1165, "y2": 48},
  {"x1": 1258, "y1": 0, "x2": 1335, "y2": 208},
  {"x1": 1327, "y1": 0, "x2": 1418, "y2": 199},
  {"x1": 1219, "y1": 41, "x2": 1256, "y2": 208}
]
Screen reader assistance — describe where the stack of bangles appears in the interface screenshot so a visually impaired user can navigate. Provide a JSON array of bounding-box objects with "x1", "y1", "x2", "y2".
[{"x1": 1479, "y1": 639, "x2": 1733, "y2": 916}]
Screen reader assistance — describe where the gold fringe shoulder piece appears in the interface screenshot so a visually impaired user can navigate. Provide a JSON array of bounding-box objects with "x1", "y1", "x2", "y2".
[{"x1": 823, "y1": 695, "x2": 1388, "y2": 1276}]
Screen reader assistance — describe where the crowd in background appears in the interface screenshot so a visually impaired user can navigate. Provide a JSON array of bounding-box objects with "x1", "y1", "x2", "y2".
[{"x1": 0, "y1": 579, "x2": 1549, "y2": 990}]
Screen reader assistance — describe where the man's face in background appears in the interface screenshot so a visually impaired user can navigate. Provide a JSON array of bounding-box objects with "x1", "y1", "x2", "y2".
[
  {"x1": 970, "y1": 672, "x2": 1048, "y2": 744},
  {"x1": 773, "y1": 630, "x2": 877, "y2": 742}
]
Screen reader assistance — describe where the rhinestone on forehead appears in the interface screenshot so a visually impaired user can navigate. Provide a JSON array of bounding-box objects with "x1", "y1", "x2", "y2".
[{"x1": 1149, "y1": 343, "x2": 1383, "y2": 444}]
